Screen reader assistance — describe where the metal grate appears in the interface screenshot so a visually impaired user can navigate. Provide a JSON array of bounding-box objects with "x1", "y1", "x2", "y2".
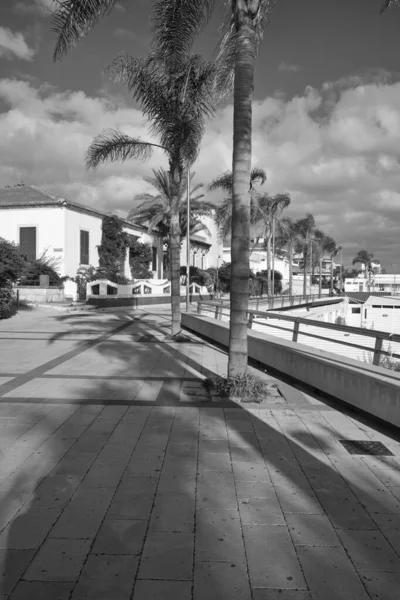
[{"x1": 339, "y1": 440, "x2": 394, "y2": 456}]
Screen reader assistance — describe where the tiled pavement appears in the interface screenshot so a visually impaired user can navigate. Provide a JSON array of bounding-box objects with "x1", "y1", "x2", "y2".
[{"x1": 0, "y1": 308, "x2": 399, "y2": 598}]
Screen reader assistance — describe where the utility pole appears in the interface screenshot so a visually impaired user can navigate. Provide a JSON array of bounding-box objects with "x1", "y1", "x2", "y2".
[
  {"x1": 390, "y1": 263, "x2": 397, "y2": 295},
  {"x1": 216, "y1": 255, "x2": 220, "y2": 300},
  {"x1": 185, "y1": 170, "x2": 190, "y2": 313},
  {"x1": 272, "y1": 217, "x2": 276, "y2": 297}
]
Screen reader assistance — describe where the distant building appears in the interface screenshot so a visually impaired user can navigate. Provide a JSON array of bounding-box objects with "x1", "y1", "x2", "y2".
[{"x1": 344, "y1": 274, "x2": 400, "y2": 294}]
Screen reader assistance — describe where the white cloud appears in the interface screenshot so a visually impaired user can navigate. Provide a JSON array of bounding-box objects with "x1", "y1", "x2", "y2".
[
  {"x1": 1, "y1": 74, "x2": 400, "y2": 266},
  {"x1": 278, "y1": 61, "x2": 302, "y2": 73},
  {"x1": 14, "y1": 0, "x2": 55, "y2": 16},
  {"x1": 0, "y1": 27, "x2": 36, "y2": 61}
]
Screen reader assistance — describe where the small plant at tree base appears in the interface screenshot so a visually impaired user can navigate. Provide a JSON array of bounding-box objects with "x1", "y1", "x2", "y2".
[{"x1": 204, "y1": 373, "x2": 274, "y2": 403}]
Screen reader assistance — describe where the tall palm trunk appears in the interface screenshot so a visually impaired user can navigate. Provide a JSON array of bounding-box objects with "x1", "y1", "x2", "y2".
[
  {"x1": 228, "y1": 14, "x2": 257, "y2": 378},
  {"x1": 288, "y1": 245, "x2": 293, "y2": 296},
  {"x1": 272, "y1": 218, "x2": 276, "y2": 296},
  {"x1": 319, "y1": 257, "x2": 322, "y2": 297},
  {"x1": 169, "y1": 173, "x2": 182, "y2": 336},
  {"x1": 266, "y1": 232, "x2": 272, "y2": 297},
  {"x1": 303, "y1": 244, "x2": 308, "y2": 297},
  {"x1": 330, "y1": 258, "x2": 334, "y2": 295}
]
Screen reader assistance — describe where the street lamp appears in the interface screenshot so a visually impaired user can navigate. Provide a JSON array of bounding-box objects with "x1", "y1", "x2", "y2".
[
  {"x1": 216, "y1": 255, "x2": 220, "y2": 300},
  {"x1": 390, "y1": 263, "x2": 397, "y2": 295}
]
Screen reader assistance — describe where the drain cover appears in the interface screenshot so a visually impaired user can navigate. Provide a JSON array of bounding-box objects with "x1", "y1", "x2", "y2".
[{"x1": 339, "y1": 440, "x2": 394, "y2": 456}]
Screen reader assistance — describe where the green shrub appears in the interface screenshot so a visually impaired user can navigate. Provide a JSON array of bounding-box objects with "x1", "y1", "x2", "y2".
[
  {"x1": 97, "y1": 215, "x2": 128, "y2": 283},
  {"x1": 0, "y1": 285, "x2": 15, "y2": 319},
  {"x1": 0, "y1": 237, "x2": 28, "y2": 287},
  {"x1": 19, "y1": 252, "x2": 63, "y2": 286},
  {"x1": 180, "y1": 266, "x2": 211, "y2": 287},
  {"x1": 129, "y1": 239, "x2": 153, "y2": 279},
  {"x1": 204, "y1": 373, "x2": 274, "y2": 403}
]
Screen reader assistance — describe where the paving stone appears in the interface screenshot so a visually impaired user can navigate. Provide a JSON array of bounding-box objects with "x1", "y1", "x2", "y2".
[
  {"x1": 236, "y1": 479, "x2": 276, "y2": 500},
  {"x1": 232, "y1": 463, "x2": 270, "y2": 482},
  {"x1": 30, "y1": 474, "x2": 81, "y2": 508},
  {"x1": 243, "y1": 524, "x2": 306, "y2": 589},
  {"x1": 72, "y1": 554, "x2": 138, "y2": 600},
  {"x1": 238, "y1": 496, "x2": 285, "y2": 525},
  {"x1": 252, "y1": 591, "x2": 312, "y2": 600},
  {"x1": 194, "y1": 561, "x2": 251, "y2": 600},
  {"x1": 230, "y1": 446, "x2": 264, "y2": 463},
  {"x1": 50, "y1": 487, "x2": 114, "y2": 538},
  {"x1": 0, "y1": 549, "x2": 34, "y2": 595},
  {"x1": 157, "y1": 471, "x2": 196, "y2": 495},
  {"x1": 108, "y1": 491, "x2": 154, "y2": 521},
  {"x1": 195, "y1": 509, "x2": 246, "y2": 562},
  {"x1": 285, "y1": 513, "x2": 340, "y2": 546},
  {"x1": 198, "y1": 440, "x2": 230, "y2": 454},
  {"x1": 336, "y1": 529, "x2": 400, "y2": 571},
  {"x1": 0, "y1": 507, "x2": 60, "y2": 549},
  {"x1": 297, "y1": 545, "x2": 370, "y2": 600},
  {"x1": 24, "y1": 539, "x2": 91, "y2": 581},
  {"x1": 198, "y1": 452, "x2": 232, "y2": 471},
  {"x1": 80, "y1": 463, "x2": 126, "y2": 488},
  {"x1": 360, "y1": 571, "x2": 400, "y2": 600},
  {"x1": 117, "y1": 475, "x2": 159, "y2": 496},
  {"x1": 92, "y1": 519, "x2": 147, "y2": 555},
  {"x1": 316, "y1": 488, "x2": 378, "y2": 529},
  {"x1": 197, "y1": 471, "x2": 238, "y2": 509},
  {"x1": 138, "y1": 531, "x2": 193, "y2": 580},
  {"x1": 9, "y1": 581, "x2": 74, "y2": 600},
  {"x1": 132, "y1": 580, "x2": 192, "y2": 600},
  {"x1": 273, "y1": 481, "x2": 324, "y2": 514},
  {"x1": 149, "y1": 492, "x2": 195, "y2": 532}
]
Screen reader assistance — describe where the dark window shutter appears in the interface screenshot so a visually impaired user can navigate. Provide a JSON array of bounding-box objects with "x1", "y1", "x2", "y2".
[
  {"x1": 19, "y1": 227, "x2": 36, "y2": 261},
  {"x1": 80, "y1": 230, "x2": 89, "y2": 265}
]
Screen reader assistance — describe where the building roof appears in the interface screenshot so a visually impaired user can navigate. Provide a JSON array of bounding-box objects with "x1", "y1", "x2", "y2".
[
  {"x1": 344, "y1": 292, "x2": 395, "y2": 304},
  {"x1": 364, "y1": 295, "x2": 400, "y2": 307},
  {"x1": 0, "y1": 185, "x2": 147, "y2": 233}
]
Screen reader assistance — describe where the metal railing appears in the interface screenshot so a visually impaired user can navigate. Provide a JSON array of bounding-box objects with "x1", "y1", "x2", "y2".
[{"x1": 196, "y1": 301, "x2": 400, "y2": 367}]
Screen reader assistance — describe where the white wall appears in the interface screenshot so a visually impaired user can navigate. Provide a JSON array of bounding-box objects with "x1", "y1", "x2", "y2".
[
  {"x1": 0, "y1": 206, "x2": 66, "y2": 274},
  {"x1": 64, "y1": 208, "x2": 102, "y2": 277}
]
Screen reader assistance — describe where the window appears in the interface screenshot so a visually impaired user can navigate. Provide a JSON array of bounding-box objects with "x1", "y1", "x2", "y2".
[
  {"x1": 351, "y1": 307, "x2": 361, "y2": 314},
  {"x1": 152, "y1": 247, "x2": 157, "y2": 271},
  {"x1": 19, "y1": 227, "x2": 36, "y2": 261},
  {"x1": 80, "y1": 230, "x2": 89, "y2": 265}
]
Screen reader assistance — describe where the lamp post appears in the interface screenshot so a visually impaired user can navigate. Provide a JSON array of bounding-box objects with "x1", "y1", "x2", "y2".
[
  {"x1": 185, "y1": 170, "x2": 190, "y2": 313},
  {"x1": 216, "y1": 255, "x2": 220, "y2": 300},
  {"x1": 390, "y1": 263, "x2": 397, "y2": 295},
  {"x1": 272, "y1": 217, "x2": 276, "y2": 297}
]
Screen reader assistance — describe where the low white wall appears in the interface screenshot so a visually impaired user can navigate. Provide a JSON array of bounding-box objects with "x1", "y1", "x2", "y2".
[
  {"x1": 16, "y1": 286, "x2": 65, "y2": 303},
  {"x1": 182, "y1": 313, "x2": 400, "y2": 429}
]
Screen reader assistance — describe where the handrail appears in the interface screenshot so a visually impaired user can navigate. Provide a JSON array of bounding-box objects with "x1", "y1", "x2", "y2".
[{"x1": 196, "y1": 301, "x2": 400, "y2": 366}]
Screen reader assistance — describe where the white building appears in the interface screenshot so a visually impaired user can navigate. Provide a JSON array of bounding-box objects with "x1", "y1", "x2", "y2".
[
  {"x1": 0, "y1": 185, "x2": 164, "y2": 279},
  {"x1": 0, "y1": 185, "x2": 223, "y2": 281},
  {"x1": 344, "y1": 274, "x2": 400, "y2": 294}
]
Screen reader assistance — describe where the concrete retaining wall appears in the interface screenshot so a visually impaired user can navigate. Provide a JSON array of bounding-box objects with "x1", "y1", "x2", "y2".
[
  {"x1": 16, "y1": 286, "x2": 65, "y2": 303},
  {"x1": 182, "y1": 313, "x2": 400, "y2": 429}
]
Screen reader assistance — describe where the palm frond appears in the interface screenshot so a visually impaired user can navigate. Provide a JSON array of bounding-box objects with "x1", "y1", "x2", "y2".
[
  {"x1": 85, "y1": 130, "x2": 165, "y2": 169},
  {"x1": 151, "y1": 0, "x2": 216, "y2": 65},
  {"x1": 380, "y1": 0, "x2": 400, "y2": 12},
  {"x1": 209, "y1": 172, "x2": 233, "y2": 193},
  {"x1": 52, "y1": 0, "x2": 121, "y2": 62}
]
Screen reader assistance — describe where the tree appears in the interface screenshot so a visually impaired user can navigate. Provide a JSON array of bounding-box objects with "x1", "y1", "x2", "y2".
[
  {"x1": 128, "y1": 240, "x2": 153, "y2": 279},
  {"x1": 274, "y1": 217, "x2": 302, "y2": 297},
  {"x1": 97, "y1": 215, "x2": 129, "y2": 283},
  {"x1": 312, "y1": 231, "x2": 337, "y2": 296},
  {"x1": 128, "y1": 168, "x2": 215, "y2": 260},
  {"x1": 209, "y1": 168, "x2": 267, "y2": 242},
  {"x1": 0, "y1": 238, "x2": 28, "y2": 287},
  {"x1": 257, "y1": 193, "x2": 291, "y2": 296},
  {"x1": 52, "y1": 0, "x2": 218, "y2": 337},
  {"x1": 330, "y1": 244, "x2": 342, "y2": 294},
  {"x1": 353, "y1": 250, "x2": 374, "y2": 291},
  {"x1": 294, "y1": 214, "x2": 316, "y2": 296}
]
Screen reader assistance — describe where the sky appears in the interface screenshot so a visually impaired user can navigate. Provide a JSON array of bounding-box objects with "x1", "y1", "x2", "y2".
[{"x1": 0, "y1": 0, "x2": 400, "y2": 269}]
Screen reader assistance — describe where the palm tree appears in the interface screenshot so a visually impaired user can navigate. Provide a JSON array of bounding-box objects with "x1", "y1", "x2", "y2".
[
  {"x1": 257, "y1": 193, "x2": 291, "y2": 296},
  {"x1": 294, "y1": 214, "x2": 316, "y2": 297},
  {"x1": 52, "y1": 1, "x2": 218, "y2": 337},
  {"x1": 274, "y1": 217, "x2": 300, "y2": 297},
  {"x1": 330, "y1": 245, "x2": 342, "y2": 295},
  {"x1": 313, "y1": 231, "x2": 337, "y2": 296},
  {"x1": 128, "y1": 168, "x2": 215, "y2": 271},
  {"x1": 352, "y1": 250, "x2": 374, "y2": 291},
  {"x1": 209, "y1": 168, "x2": 267, "y2": 242}
]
